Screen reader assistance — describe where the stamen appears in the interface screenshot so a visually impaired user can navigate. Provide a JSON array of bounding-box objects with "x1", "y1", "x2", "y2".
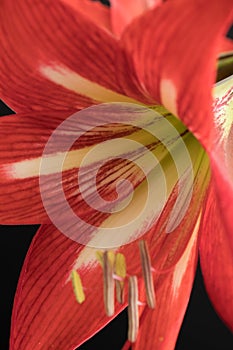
[
  {"x1": 128, "y1": 276, "x2": 139, "y2": 343},
  {"x1": 115, "y1": 253, "x2": 127, "y2": 304},
  {"x1": 139, "y1": 240, "x2": 156, "y2": 309},
  {"x1": 71, "y1": 270, "x2": 85, "y2": 304},
  {"x1": 116, "y1": 281, "x2": 123, "y2": 304},
  {"x1": 103, "y1": 251, "x2": 115, "y2": 316}
]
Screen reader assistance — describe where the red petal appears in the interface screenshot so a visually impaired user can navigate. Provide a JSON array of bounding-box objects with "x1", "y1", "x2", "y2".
[
  {"x1": 121, "y1": 135, "x2": 210, "y2": 276},
  {"x1": 199, "y1": 181, "x2": 233, "y2": 330},
  {"x1": 10, "y1": 225, "x2": 126, "y2": 350},
  {"x1": 0, "y1": 110, "x2": 72, "y2": 223},
  {"x1": 132, "y1": 222, "x2": 199, "y2": 350},
  {"x1": 111, "y1": 0, "x2": 161, "y2": 37},
  {"x1": 10, "y1": 129, "x2": 210, "y2": 349},
  {"x1": 11, "y1": 163, "x2": 206, "y2": 350},
  {"x1": 210, "y1": 159, "x2": 233, "y2": 253},
  {"x1": 119, "y1": 0, "x2": 233, "y2": 147},
  {"x1": 0, "y1": 104, "x2": 167, "y2": 225},
  {"x1": 0, "y1": 0, "x2": 130, "y2": 112},
  {"x1": 0, "y1": 107, "x2": 139, "y2": 224},
  {"x1": 211, "y1": 77, "x2": 233, "y2": 251},
  {"x1": 115, "y1": 156, "x2": 207, "y2": 348},
  {"x1": 219, "y1": 37, "x2": 233, "y2": 56},
  {"x1": 61, "y1": 0, "x2": 112, "y2": 33}
]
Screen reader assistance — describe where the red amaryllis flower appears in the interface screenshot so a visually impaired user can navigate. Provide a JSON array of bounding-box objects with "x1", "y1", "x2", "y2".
[{"x1": 0, "y1": 0, "x2": 233, "y2": 349}]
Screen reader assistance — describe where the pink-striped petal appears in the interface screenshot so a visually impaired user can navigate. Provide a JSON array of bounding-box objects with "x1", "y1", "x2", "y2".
[
  {"x1": 199, "y1": 181, "x2": 233, "y2": 331},
  {"x1": 211, "y1": 76, "x2": 233, "y2": 252}
]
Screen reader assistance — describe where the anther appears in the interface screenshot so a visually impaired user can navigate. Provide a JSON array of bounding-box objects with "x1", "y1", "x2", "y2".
[
  {"x1": 103, "y1": 251, "x2": 115, "y2": 317},
  {"x1": 115, "y1": 253, "x2": 126, "y2": 304},
  {"x1": 128, "y1": 276, "x2": 139, "y2": 343},
  {"x1": 71, "y1": 270, "x2": 85, "y2": 304},
  {"x1": 139, "y1": 240, "x2": 156, "y2": 308},
  {"x1": 96, "y1": 250, "x2": 115, "y2": 267}
]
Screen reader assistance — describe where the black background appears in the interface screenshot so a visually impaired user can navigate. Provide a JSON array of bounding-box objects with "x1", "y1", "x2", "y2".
[{"x1": 1, "y1": 0, "x2": 233, "y2": 348}]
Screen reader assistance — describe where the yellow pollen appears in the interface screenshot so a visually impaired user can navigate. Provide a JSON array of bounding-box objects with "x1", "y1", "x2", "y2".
[
  {"x1": 96, "y1": 250, "x2": 115, "y2": 267},
  {"x1": 139, "y1": 240, "x2": 156, "y2": 309},
  {"x1": 71, "y1": 270, "x2": 85, "y2": 304},
  {"x1": 128, "y1": 276, "x2": 139, "y2": 343},
  {"x1": 115, "y1": 253, "x2": 127, "y2": 278}
]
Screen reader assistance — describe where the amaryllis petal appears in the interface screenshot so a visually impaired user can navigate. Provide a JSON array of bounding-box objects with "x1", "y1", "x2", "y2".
[
  {"x1": 10, "y1": 224, "x2": 126, "y2": 350},
  {"x1": 11, "y1": 142, "x2": 208, "y2": 349},
  {"x1": 0, "y1": 0, "x2": 134, "y2": 113},
  {"x1": 8, "y1": 100, "x2": 211, "y2": 349},
  {"x1": 199, "y1": 181, "x2": 233, "y2": 331},
  {"x1": 131, "y1": 220, "x2": 199, "y2": 350},
  {"x1": 104, "y1": 118, "x2": 210, "y2": 280},
  {"x1": 0, "y1": 106, "x2": 159, "y2": 224},
  {"x1": 0, "y1": 107, "x2": 148, "y2": 224},
  {"x1": 130, "y1": 138, "x2": 210, "y2": 275},
  {"x1": 0, "y1": 110, "x2": 74, "y2": 223},
  {"x1": 111, "y1": 0, "x2": 161, "y2": 37},
  {"x1": 0, "y1": 104, "x2": 178, "y2": 225},
  {"x1": 118, "y1": 0, "x2": 233, "y2": 147},
  {"x1": 219, "y1": 37, "x2": 233, "y2": 56},
  {"x1": 61, "y1": 0, "x2": 112, "y2": 33},
  {"x1": 80, "y1": 137, "x2": 209, "y2": 281},
  {"x1": 211, "y1": 76, "x2": 233, "y2": 252},
  {"x1": 1, "y1": 1, "x2": 232, "y2": 348},
  {"x1": 210, "y1": 161, "x2": 233, "y2": 253}
]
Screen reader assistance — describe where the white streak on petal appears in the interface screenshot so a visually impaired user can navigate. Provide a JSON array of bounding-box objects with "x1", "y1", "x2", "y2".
[
  {"x1": 65, "y1": 247, "x2": 99, "y2": 284},
  {"x1": 2, "y1": 148, "x2": 89, "y2": 179},
  {"x1": 3, "y1": 129, "x2": 157, "y2": 180},
  {"x1": 172, "y1": 213, "x2": 200, "y2": 297},
  {"x1": 40, "y1": 64, "x2": 137, "y2": 103},
  {"x1": 73, "y1": 247, "x2": 99, "y2": 270},
  {"x1": 160, "y1": 79, "x2": 178, "y2": 117}
]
